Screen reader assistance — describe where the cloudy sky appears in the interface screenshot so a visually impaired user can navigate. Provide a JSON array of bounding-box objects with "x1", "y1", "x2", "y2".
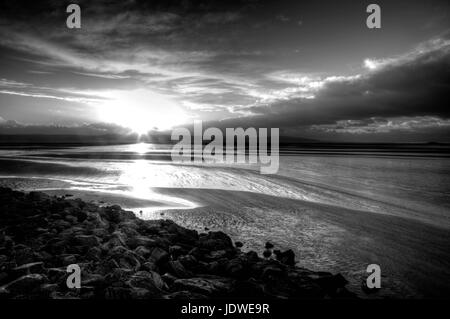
[{"x1": 0, "y1": 0, "x2": 449, "y2": 142}]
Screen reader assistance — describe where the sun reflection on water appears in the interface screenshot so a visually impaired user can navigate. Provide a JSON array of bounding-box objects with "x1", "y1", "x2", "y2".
[
  {"x1": 117, "y1": 159, "x2": 198, "y2": 213},
  {"x1": 129, "y1": 142, "x2": 149, "y2": 155}
]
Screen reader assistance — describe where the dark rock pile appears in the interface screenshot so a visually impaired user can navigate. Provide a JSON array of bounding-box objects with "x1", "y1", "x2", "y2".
[{"x1": 0, "y1": 187, "x2": 355, "y2": 299}]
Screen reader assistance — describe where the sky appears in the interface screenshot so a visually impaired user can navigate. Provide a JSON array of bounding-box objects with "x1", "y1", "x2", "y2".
[{"x1": 0, "y1": 0, "x2": 449, "y2": 142}]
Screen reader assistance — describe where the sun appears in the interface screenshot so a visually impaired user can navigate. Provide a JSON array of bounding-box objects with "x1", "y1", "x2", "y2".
[
  {"x1": 364, "y1": 58, "x2": 379, "y2": 70},
  {"x1": 97, "y1": 89, "x2": 187, "y2": 134}
]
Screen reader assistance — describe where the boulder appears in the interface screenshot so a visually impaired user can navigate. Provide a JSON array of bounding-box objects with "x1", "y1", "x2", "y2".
[
  {"x1": 167, "y1": 260, "x2": 192, "y2": 278},
  {"x1": 134, "y1": 246, "x2": 152, "y2": 258},
  {"x1": 126, "y1": 271, "x2": 167, "y2": 294},
  {"x1": 101, "y1": 206, "x2": 135, "y2": 224},
  {"x1": 263, "y1": 249, "x2": 272, "y2": 258},
  {"x1": 13, "y1": 246, "x2": 35, "y2": 265},
  {"x1": 1, "y1": 274, "x2": 48, "y2": 294},
  {"x1": 149, "y1": 247, "x2": 169, "y2": 265},
  {"x1": 39, "y1": 283, "x2": 59, "y2": 296},
  {"x1": 163, "y1": 290, "x2": 208, "y2": 299},
  {"x1": 178, "y1": 254, "x2": 198, "y2": 270},
  {"x1": 65, "y1": 215, "x2": 78, "y2": 224},
  {"x1": 274, "y1": 249, "x2": 296, "y2": 266},
  {"x1": 104, "y1": 287, "x2": 132, "y2": 299},
  {"x1": 173, "y1": 277, "x2": 233, "y2": 296},
  {"x1": 314, "y1": 274, "x2": 348, "y2": 293},
  {"x1": 13, "y1": 262, "x2": 45, "y2": 276},
  {"x1": 197, "y1": 231, "x2": 233, "y2": 251},
  {"x1": 235, "y1": 241, "x2": 244, "y2": 248},
  {"x1": 127, "y1": 236, "x2": 156, "y2": 250},
  {"x1": 109, "y1": 248, "x2": 141, "y2": 271},
  {"x1": 141, "y1": 261, "x2": 157, "y2": 272},
  {"x1": 81, "y1": 274, "x2": 106, "y2": 288},
  {"x1": 61, "y1": 255, "x2": 78, "y2": 266},
  {"x1": 73, "y1": 235, "x2": 100, "y2": 247}
]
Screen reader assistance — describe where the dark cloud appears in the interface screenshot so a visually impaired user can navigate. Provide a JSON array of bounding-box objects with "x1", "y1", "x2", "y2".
[{"x1": 212, "y1": 39, "x2": 450, "y2": 128}]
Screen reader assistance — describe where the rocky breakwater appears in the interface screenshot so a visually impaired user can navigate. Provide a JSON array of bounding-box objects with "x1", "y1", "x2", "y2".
[{"x1": 0, "y1": 187, "x2": 355, "y2": 299}]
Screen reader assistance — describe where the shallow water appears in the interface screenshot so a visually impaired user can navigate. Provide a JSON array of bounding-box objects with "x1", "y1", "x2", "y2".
[{"x1": 0, "y1": 143, "x2": 449, "y2": 298}]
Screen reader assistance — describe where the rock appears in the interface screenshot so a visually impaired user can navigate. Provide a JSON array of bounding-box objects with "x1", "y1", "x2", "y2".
[
  {"x1": 274, "y1": 249, "x2": 296, "y2": 266},
  {"x1": 141, "y1": 261, "x2": 157, "y2": 272},
  {"x1": 118, "y1": 222, "x2": 140, "y2": 236},
  {"x1": 164, "y1": 223, "x2": 198, "y2": 245},
  {"x1": 105, "y1": 268, "x2": 134, "y2": 283},
  {"x1": 130, "y1": 288, "x2": 153, "y2": 299},
  {"x1": 81, "y1": 274, "x2": 106, "y2": 288},
  {"x1": 169, "y1": 245, "x2": 187, "y2": 259},
  {"x1": 261, "y1": 265, "x2": 284, "y2": 280},
  {"x1": 47, "y1": 267, "x2": 67, "y2": 282},
  {"x1": 235, "y1": 241, "x2": 243, "y2": 248},
  {"x1": 49, "y1": 291, "x2": 79, "y2": 299},
  {"x1": 13, "y1": 262, "x2": 45, "y2": 276},
  {"x1": 86, "y1": 212, "x2": 109, "y2": 228},
  {"x1": 91, "y1": 228, "x2": 108, "y2": 238},
  {"x1": 315, "y1": 274, "x2": 349, "y2": 293},
  {"x1": 163, "y1": 290, "x2": 208, "y2": 299},
  {"x1": 44, "y1": 239, "x2": 67, "y2": 255},
  {"x1": 188, "y1": 247, "x2": 209, "y2": 261},
  {"x1": 161, "y1": 273, "x2": 178, "y2": 285},
  {"x1": 149, "y1": 247, "x2": 169, "y2": 265},
  {"x1": 28, "y1": 192, "x2": 50, "y2": 202},
  {"x1": 265, "y1": 242, "x2": 274, "y2": 249},
  {"x1": 61, "y1": 255, "x2": 78, "y2": 266},
  {"x1": 101, "y1": 205, "x2": 136, "y2": 224},
  {"x1": 53, "y1": 220, "x2": 71, "y2": 230},
  {"x1": 109, "y1": 248, "x2": 141, "y2": 271},
  {"x1": 173, "y1": 277, "x2": 233, "y2": 296},
  {"x1": 207, "y1": 261, "x2": 221, "y2": 274},
  {"x1": 3, "y1": 236, "x2": 14, "y2": 250},
  {"x1": 225, "y1": 258, "x2": 247, "y2": 278},
  {"x1": 2, "y1": 274, "x2": 48, "y2": 294},
  {"x1": 14, "y1": 246, "x2": 35, "y2": 265},
  {"x1": 127, "y1": 271, "x2": 167, "y2": 294},
  {"x1": 167, "y1": 260, "x2": 192, "y2": 278},
  {"x1": 39, "y1": 283, "x2": 59, "y2": 296},
  {"x1": 178, "y1": 254, "x2": 198, "y2": 270},
  {"x1": 65, "y1": 215, "x2": 78, "y2": 224},
  {"x1": 104, "y1": 287, "x2": 132, "y2": 299},
  {"x1": 197, "y1": 231, "x2": 233, "y2": 250},
  {"x1": 134, "y1": 246, "x2": 152, "y2": 258},
  {"x1": 75, "y1": 210, "x2": 88, "y2": 222},
  {"x1": 127, "y1": 236, "x2": 156, "y2": 250},
  {"x1": 0, "y1": 272, "x2": 9, "y2": 284},
  {"x1": 207, "y1": 250, "x2": 229, "y2": 260},
  {"x1": 106, "y1": 231, "x2": 128, "y2": 248},
  {"x1": 233, "y1": 278, "x2": 266, "y2": 298},
  {"x1": 86, "y1": 247, "x2": 102, "y2": 261},
  {"x1": 245, "y1": 251, "x2": 259, "y2": 262},
  {"x1": 73, "y1": 235, "x2": 100, "y2": 247},
  {"x1": 263, "y1": 249, "x2": 272, "y2": 259}
]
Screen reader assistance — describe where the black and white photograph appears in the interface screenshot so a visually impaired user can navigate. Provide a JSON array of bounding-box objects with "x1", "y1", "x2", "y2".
[{"x1": 0, "y1": 0, "x2": 449, "y2": 314}]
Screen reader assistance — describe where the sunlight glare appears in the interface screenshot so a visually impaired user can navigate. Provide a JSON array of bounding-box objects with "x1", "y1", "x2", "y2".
[{"x1": 97, "y1": 89, "x2": 187, "y2": 134}]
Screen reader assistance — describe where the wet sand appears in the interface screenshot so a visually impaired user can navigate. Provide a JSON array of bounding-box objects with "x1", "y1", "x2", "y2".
[{"x1": 142, "y1": 187, "x2": 450, "y2": 299}]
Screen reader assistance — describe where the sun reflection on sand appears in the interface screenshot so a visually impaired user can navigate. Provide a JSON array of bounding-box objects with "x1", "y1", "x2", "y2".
[{"x1": 118, "y1": 159, "x2": 199, "y2": 213}]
